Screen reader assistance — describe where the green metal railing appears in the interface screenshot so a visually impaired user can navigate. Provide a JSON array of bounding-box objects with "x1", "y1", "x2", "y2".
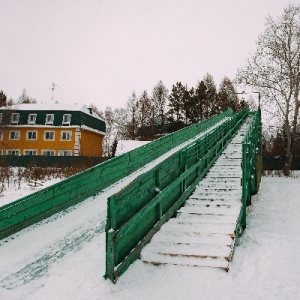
[
  {"x1": 0, "y1": 110, "x2": 233, "y2": 240},
  {"x1": 105, "y1": 109, "x2": 248, "y2": 282},
  {"x1": 241, "y1": 109, "x2": 262, "y2": 229}
]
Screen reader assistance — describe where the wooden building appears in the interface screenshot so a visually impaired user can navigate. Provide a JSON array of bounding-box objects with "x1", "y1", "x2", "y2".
[{"x1": 0, "y1": 103, "x2": 106, "y2": 157}]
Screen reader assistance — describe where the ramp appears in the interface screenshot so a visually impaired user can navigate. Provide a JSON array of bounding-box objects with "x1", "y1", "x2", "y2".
[
  {"x1": 105, "y1": 109, "x2": 263, "y2": 282},
  {"x1": 141, "y1": 117, "x2": 253, "y2": 270}
]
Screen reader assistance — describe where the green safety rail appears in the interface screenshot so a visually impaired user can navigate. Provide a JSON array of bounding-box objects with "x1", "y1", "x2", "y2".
[
  {"x1": 241, "y1": 109, "x2": 262, "y2": 229},
  {"x1": 0, "y1": 109, "x2": 233, "y2": 240},
  {"x1": 105, "y1": 109, "x2": 249, "y2": 282}
]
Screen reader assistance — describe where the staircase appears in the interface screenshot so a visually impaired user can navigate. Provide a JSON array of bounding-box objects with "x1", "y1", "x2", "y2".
[{"x1": 141, "y1": 117, "x2": 253, "y2": 271}]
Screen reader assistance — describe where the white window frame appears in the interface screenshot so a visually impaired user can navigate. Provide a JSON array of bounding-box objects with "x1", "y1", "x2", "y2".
[
  {"x1": 11, "y1": 113, "x2": 20, "y2": 124},
  {"x1": 45, "y1": 114, "x2": 54, "y2": 125},
  {"x1": 28, "y1": 114, "x2": 37, "y2": 125},
  {"x1": 23, "y1": 149, "x2": 38, "y2": 156},
  {"x1": 62, "y1": 114, "x2": 71, "y2": 125},
  {"x1": 6, "y1": 149, "x2": 20, "y2": 156},
  {"x1": 58, "y1": 150, "x2": 72, "y2": 156},
  {"x1": 0, "y1": 150, "x2": 3, "y2": 155},
  {"x1": 27, "y1": 131, "x2": 37, "y2": 140},
  {"x1": 44, "y1": 131, "x2": 55, "y2": 141},
  {"x1": 41, "y1": 150, "x2": 55, "y2": 156},
  {"x1": 61, "y1": 131, "x2": 72, "y2": 141},
  {"x1": 0, "y1": 113, "x2": 3, "y2": 123},
  {"x1": 9, "y1": 130, "x2": 20, "y2": 140},
  {"x1": 0, "y1": 130, "x2": 3, "y2": 140}
]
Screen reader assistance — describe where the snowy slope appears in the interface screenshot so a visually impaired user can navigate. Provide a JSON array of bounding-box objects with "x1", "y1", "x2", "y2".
[
  {"x1": 1, "y1": 113, "x2": 300, "y2": 299},
  {"x1": 1, "y1": 175, "x2": 300, "y2": 300}
]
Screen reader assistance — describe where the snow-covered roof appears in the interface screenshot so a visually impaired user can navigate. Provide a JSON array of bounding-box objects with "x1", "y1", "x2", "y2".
[{"x1": 0, "y1": 103, "x2": 104, "y2": 121}]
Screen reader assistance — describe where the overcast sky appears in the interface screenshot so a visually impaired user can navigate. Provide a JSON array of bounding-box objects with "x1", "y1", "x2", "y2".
[{"x1": 0, "y1": 0, "x2": 294, "y2": 110}]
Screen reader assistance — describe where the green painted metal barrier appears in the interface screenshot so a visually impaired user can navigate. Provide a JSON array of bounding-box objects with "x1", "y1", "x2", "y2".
[
  {"x1": 0, "y1": 109, "x2": 233, "y2": 240},
  {"x1": 241, "y1": 109, "x2": 262, "y2": 229},
  {"x1": 105, "y1": 109, "x2": 249, "y2": 282}
]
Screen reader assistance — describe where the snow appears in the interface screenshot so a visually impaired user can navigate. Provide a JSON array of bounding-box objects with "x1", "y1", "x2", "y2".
[
  {"x1": 1, "y1": 115, "x2": 300, "y2": 299},
  {"x1": 0, "y1": 177, "x2": 62, "y2": 207},
  {"x1": 115, "y1": 140, "x2": 150, "y2": 156},
  {"x1": 1, "y1": 175, "x2": 300, "y2": 299}
]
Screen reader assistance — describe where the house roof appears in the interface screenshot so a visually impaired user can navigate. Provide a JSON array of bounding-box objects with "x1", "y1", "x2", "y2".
[
  {"x1": 0, "y1": 103, "x2": 106, "y2": 134},
  {"x1": 0, "y1": 103, "x2": 104, "y2": 121}
]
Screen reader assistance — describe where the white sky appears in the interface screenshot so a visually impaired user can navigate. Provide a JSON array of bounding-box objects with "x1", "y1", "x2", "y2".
[{"x1": 0, "y1": 0, "x2": 294, "y2": 110}]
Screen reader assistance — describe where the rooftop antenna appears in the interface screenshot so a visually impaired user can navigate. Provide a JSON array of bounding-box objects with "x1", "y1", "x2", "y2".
[{"x1": 50, "y1": 82, "x2": 62, "y2": 103}]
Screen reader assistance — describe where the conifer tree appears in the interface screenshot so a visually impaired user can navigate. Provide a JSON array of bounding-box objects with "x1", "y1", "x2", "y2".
[{"x1": 0, "y1": 90, "x2": 7, "y2": 107}]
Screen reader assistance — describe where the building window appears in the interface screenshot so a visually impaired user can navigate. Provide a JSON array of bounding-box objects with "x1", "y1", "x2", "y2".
[
  {"x1": 61, "y1": 131, "x2": 72, "y2": 141},
  {"x1": 0, "y1": 113, "x2": 3, "y2": 123},
  {"x1": 24, "y1": 149, "x2": 37, "y2": 156},
  {"x1": 62, "y1": 114, "x2": 71, "y2": 125},
  {"x1": 44, "y1": 131, "x2": 55, "y2": 141},
  {"x1": 11, "y1": 113, "x2": 20, "y2": 124},
  {"x1": 58, "y1": 150, "x2": 72, "y2": 156},
  {"x1": 45, "y1": 114, "x2": 54, "y2": 125},
  {"x1": 0, "y1": 131, "x2": 3, "y2": 140},
  {"x1": 28, "y1": 114, "x2": 37, "y2": 124},
  {"x1": 42, "y1": 150, "x2": 55, "y2": 156},
  {"x1": 7, "y1": 149, "x2": 20, "y2": 156},
  {"x1": 9, "y1": 130, "x2": 20, "y2": 140},
  {"x1": 27, "y1": 131, "x2": 37, "y2": 140},
  {"x1": 0, "y1": 150, "x2": 3, "y2": 155}
]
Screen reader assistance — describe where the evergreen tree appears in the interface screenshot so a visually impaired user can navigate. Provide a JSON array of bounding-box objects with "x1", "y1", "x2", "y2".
[
  {"x1": 194, "y1": 81, "x2": 207, "y2": 122},
  {"x1": 111, "y1": 138, "x2": 118, "y2": 157},
  {"x1": 181, "y1": 84, "x2": 192, "y2": 125},
  {"x1": 218, "y1": 77, "x2": 239, "y2": 112},
  {"x1": 203, "y1": 73, "x2": 218, "y2": 117},
  {"x1": 0, "y1": 90, "x2": 7, "y2": 107},
  {"x1": 168, "y1": 82, "x2": 186, "y2": 127}
]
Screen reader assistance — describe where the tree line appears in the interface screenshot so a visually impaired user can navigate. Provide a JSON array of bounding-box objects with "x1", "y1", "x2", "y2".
[{"x1": 97, "y1": 75, "x2": 251, "y2": 157}]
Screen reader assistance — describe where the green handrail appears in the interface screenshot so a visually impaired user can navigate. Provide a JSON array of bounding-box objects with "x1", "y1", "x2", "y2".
[
  {"x1": 241, "y1": 109, "x2": 262, "y2": 228},
  {"x1": 105, "y1": 109, "x2": 248, "y2": 282}
]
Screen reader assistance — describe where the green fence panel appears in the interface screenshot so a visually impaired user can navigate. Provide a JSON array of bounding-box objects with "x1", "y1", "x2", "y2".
[
  {"x1": 241, "y1": 109, "x2": 262, "y2": 229},
  {"x1": 105, "y1": 109, "x2": 248, "y2": 282},
  {"x1": 0, "y1": 109, "x2": 234, "y2": 240}
]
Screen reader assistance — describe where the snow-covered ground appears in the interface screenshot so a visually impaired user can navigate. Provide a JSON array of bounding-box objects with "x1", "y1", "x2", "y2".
[
  {"x1": 115, "y1": 140, "x2": 150, "y2": 156},
  {"x1": 0, "y1": 177, "x2": 61, "y2": 207},
  {"x1": 1, "y1": 175, "x2": 300, "y2": 300}
]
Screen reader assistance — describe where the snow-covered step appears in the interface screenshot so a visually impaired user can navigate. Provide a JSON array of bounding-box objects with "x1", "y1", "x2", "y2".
[
  {"x1": 186, "y1": 199, "x2": 241, "y2": 206},
  {"x1": 141, "y1": 252, "x2": 230, "y2": 270},
  {"x1": 176, "y1": 213, "x2": 238, "y2": 224},
  {"x1": 197, "y1": 184, "x2": 241, "y2": 191},
  {"x1": 142, "y1": 243, "x2": 233, "y2": 260},
  {"x1": 164, "y1": 219, "x2": 238, "y2": 233},
  {"x1": 141, "y1": 116, "x2": 253, "y2": 271},
  {"x1": 150, "y1": 231, "x2": 234, "y2": 246},
  {"x1": 178, "y1": 205, "x2": 241, "y2": 217}
]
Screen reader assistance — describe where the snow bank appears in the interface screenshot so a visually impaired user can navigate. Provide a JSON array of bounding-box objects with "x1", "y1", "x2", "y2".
[
  {"x1": 1, "y1": 176, "x2": 300, "y2": 299},
  {"x1": 115, "y1": 140, "x2": 150, "y2": 156}
]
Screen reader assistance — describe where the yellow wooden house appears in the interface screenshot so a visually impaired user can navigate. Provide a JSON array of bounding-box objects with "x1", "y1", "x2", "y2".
[{"x1": 0, "y1": 103, "x2": 106, "y2": 157}]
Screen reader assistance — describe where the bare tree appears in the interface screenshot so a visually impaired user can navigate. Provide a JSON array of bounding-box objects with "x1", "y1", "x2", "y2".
[
  {"x1": 125, "y1": 91, "x2": 139, "y2": 139},
  {"x1": 236, "y1": 4, "x2": 300, "y2": 176},
  {"x1": 137, "y1": 90, "x2": 152, "y2": 137},
  {"x1": 152, "y1": 80, "x2": 168, "y2": 128}
]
